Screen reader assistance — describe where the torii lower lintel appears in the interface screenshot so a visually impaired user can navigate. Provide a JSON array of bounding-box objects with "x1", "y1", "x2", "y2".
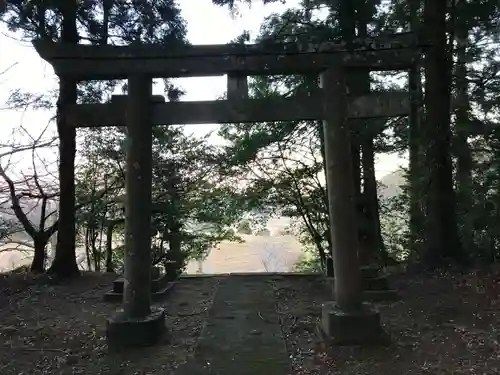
[{"x1": 64, "y1": 91, "x2": 410, "y2": 128}]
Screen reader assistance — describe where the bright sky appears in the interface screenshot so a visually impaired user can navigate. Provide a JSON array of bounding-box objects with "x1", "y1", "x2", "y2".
[{"x1": 0, "y1": 0, "x2": 405, "y2": 181}]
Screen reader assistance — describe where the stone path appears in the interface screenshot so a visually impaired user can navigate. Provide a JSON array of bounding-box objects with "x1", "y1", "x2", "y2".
[{"x1": 177, "y1": 275, "x2": 291, "y2": 375}]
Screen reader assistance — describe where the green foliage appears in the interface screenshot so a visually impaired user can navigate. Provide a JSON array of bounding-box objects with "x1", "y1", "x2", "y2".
[
  {"x1": 2, "y1": 0, "x2": 187, "y2": 44},
  {"x1": 237, "y1": 220, "x2": 253, "y2": 235},
  {"x1": 216, "y1": 3, "x2": 389, "y2": 269},
  {"x1": 3, "y1": 0, "x2": 500, "y2": 275},
  {"x1": 379, "y1": 191, "x2": 410, "y2": 262},
  {"x1": 214, "y1": 0, "x2": 500, "y2": 271},
  {"x1": 2, "y1": 0, "x2": 249, "y2": 272},
  {"x1": 255, "y1": 228, "x2": 271, "y2": 237},
  {"x1": 293, "y1": 252, "x2": 323, "y2": 273},
  {"x1": 74, "y1": 123, "x2": 247, "y2": 271}
]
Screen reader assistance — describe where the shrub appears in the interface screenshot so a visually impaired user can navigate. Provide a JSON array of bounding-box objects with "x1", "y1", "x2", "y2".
[
  {"x1": 237, "y1": 220, "x2": 252, "y2": 235},
  {"x1": 255, "y1": 228, "x2": 271, "y2": 237}
]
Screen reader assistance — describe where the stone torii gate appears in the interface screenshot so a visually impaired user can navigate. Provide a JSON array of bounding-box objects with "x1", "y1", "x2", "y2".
[{"x1": 33, "y1": 32, "x2": 420, "y2": 348}]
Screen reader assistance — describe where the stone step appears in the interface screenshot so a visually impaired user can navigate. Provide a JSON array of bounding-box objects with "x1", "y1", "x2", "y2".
[
  {"x1": 112, "y1": 272, "x2": 170, "y2": 294},
  {"x1": 112, "y1": 277, "x2": 156, "y2": 294},
  {"x1": 360, "y1": 266, "x2": 380, "y2": 279},
  {"x1": 104, "y1": 280, "x2": 178, "y2": 303},
  {"x1": 363, "y1": 276, "x2": 389, "y2": 291}
]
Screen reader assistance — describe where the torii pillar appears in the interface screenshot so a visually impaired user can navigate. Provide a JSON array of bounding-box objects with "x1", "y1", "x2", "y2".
[
  {"x1": 106, "y1": 75, "x2": 166, "y2": 349},
  {"x1": 319, "y1": 65, "x2": 388, "y2": 345}
]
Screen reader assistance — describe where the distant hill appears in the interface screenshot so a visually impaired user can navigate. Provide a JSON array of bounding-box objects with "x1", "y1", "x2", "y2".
[{"x1": 379, "y1": 169, "x2": 405, "y2": 200}]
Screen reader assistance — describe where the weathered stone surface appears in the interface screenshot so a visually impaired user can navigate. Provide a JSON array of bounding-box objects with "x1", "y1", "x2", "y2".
[
  {"x1": 35, "y1": 32, "x2": 419, "y2": 60},
  {"x1": 319, "y1": 301, "x2": 389, "y2": 345},
  {"x1": 111, "y1": 94, "x2": 165, "y2": 104},
  {"x1": 104, "y1": 276, "x2": 178, "y2": 303},
  {"x1": 64, "y1": 91, "x2": 409, "y2": 128},
  {"x1": 321, "y1": 66, "x2": 363, "y2": 311},
  {"x1": 176, "y1": 275, "x2": 290, "y2": 375},
  {"x1": 106, "y1": 307, "x2": 167, "y2": 350},
  {"x1": 122, "y1": 75, "x2": 153, "y2": 319},
  {"x1": 227, "y1": 73, "x2": 249, "y2": 100},
  {"x1": 112, "y1": 272, "x2": 168, "y2": 294},
  {"x1": 33, "y1": 32, "x2": 421, "y2": 80}
]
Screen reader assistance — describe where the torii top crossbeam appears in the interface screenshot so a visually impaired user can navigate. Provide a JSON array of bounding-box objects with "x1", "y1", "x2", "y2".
[{"x1": 33, "y1": 32, "x2": 423, "y2": 81}]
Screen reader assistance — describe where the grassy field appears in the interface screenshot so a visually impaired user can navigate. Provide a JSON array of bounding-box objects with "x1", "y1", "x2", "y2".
[{"x1": 185, "y1": 234, "x2": 305, "y2": 274}]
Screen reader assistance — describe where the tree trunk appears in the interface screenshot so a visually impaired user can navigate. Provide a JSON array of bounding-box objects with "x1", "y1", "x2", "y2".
[
  {"x1": 165, "y1": 222, "x2": 183, "y2": 278},
  {"x1": 408, "y1": 65, "x2": 425, "y2": 255},
  {"x1": 96, "y1": 220, "x2": 105, "y2": 272},
  {"x1": 47, "y1": 0, "x2": 79, "y2": 278},
  {"x1": 105, "y1": 220, "x2": 118, "y2": 273},
  {"x1": 361, "y1": 134, "x2": 385, "y2": 264},
  {"x1": 423, "y1": 0, "x2": 465, "y2": 268},
  {"x1": 31, "y1": 236, "x2": 47, "y2": 273},
  {"x1": 351, "y1": 144, "x2": 362, "y2": 198},
  {"x1": 91, "y1": 230, "x2": 100, "y2": 271},
  {"x1": 408, "y1": 0, "x2": 425, "y2": 257},
  {"x1": 85, "y1": 226, "x2": 92, "y2": 270},
  {"x1": 357, "y1": 5, "x2": 385, "y2": 265},
  {"x1": 317, "y1": 121, "x2": 333, "y2": 272},
  {"x1": 454, "y1": 0, "x2": 474, "y2": 256},
  {"x1": 93, "y1": 238, "x2": 101, "y2": 271}
]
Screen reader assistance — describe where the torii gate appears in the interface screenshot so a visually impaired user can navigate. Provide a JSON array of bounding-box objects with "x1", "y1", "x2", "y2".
[{"x1": 33, "y1": 31, "x2": 421, "y2": 348}]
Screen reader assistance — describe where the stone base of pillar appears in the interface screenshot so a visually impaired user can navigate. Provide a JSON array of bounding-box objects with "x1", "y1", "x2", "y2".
[
  {"x1": 318, "y1": 302, "x2": 389, "y2": 346},
  {"x1": 106, "y1": 307, "x2": 167, "y2": 350}
]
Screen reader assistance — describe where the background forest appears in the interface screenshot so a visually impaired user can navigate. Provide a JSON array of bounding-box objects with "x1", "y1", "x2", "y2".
[{"x1": 0, "y1": 0, "x2": 499, "y2": 277}]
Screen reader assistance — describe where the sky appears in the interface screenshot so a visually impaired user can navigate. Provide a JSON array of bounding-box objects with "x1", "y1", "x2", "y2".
[{"x1": 0, "y1": 0, "x2": 405, "y2": 181}]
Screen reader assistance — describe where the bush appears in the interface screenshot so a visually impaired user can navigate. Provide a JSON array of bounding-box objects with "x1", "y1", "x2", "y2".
[
  {"x1": 255, "y1": 228, "x2": 271, "y2": 237},
  {"x1": 237, "y1": 220, "x2": 252, "y2": 235},
  {"x1": 276, "y1": 228, "x2": 291, "y2": 236},
  {"x1": 293, "y1": 253, "x2": 323, "y2": 273}
]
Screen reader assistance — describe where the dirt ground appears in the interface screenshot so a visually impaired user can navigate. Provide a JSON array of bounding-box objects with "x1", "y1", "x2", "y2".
[
  {"x1": 0, "y1": 272, "x2": 220, "y2": 375},
  {"x1": 1, "y1": 270, "x2": 500, "y2": 374}
]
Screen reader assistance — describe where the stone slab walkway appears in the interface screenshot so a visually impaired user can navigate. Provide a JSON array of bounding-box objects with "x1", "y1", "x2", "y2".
[{"x1": 177, "y1": 275, "x2": 291, "y2": 375}]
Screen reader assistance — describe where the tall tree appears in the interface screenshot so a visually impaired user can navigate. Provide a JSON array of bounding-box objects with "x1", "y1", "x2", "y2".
[
  {"x1": 407, "y1": 0, "x2": 425, "y2": 257},
  {"x1": 47, "y1": 0, "x2": 80, "y2": 277},
  {"x1": 0, "y1": 136, "x2": 58, "y2": 272},
  {"x1": 2, "y1": 0, "x2": 188, "y2": 276},
  {"x1": 453, "y1": 0, "x2": 475, "y2": 256},
  {"x1": 422, "y1": 0, "x2": 465, "y2": 267}
]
